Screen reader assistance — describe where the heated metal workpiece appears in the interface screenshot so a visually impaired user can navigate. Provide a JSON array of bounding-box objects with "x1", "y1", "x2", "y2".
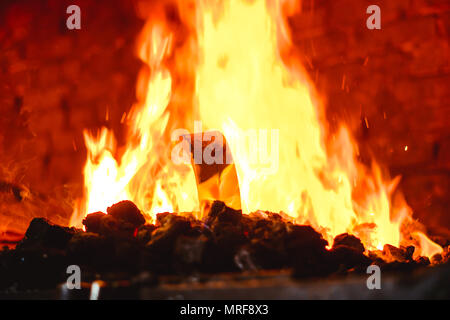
[{"x1": 181, "y1": 131, "x2": 241, "y2": 212}]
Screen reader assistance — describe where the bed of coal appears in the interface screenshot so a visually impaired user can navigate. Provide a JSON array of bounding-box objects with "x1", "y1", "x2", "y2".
[{"x1": 1, "y1": 200, "x2": 449, "y2": 298}]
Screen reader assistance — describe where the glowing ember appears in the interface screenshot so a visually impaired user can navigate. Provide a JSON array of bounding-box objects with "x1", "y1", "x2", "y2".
[{"x1": 71, "y1": 0, "x2": 442, "y2": 258}]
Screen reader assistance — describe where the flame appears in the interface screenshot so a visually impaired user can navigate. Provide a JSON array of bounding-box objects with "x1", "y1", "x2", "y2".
[
  {"x1": 192, "y1": 0, "x2": 441, "y2": 255},
  {"x1": 194, "y1": 0, "x2": 375, "y2": 246},
  {"x1": 71, "y1": 0, "x2": 442, "y2": 258},
  {"x1": 70, "y1": 22, "x2": 198, "y2": 226},
  {"x1": 412, "y1": 231, "x2": 444, "y2": 259}
]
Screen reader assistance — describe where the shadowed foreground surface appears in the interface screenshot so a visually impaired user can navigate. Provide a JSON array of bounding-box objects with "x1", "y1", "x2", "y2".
[
  {"x1": 0, "y1": 200, "x2": 448, "y2": 298},
  {"x1": 0, "y1": 0, "x2": 449, "y2": 239}
]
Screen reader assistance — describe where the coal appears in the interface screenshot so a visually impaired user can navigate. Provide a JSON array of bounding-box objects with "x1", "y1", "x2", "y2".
[
  {"x1": 107, "y1": 200, "x2": 146, "y2": 228},
  {"x1": 242, "y1": 213, "x2": 289, "y2": 269},
  {"x1": 140, "y1": 214, "x2": 192, "y2": 274},
  {"x1": 136, "y1": 224, "x2": 157, "y2": 244},
  {"x1": 149, "y1": 214, "x2": 191, "y2": 250},
  {"x1": 18, "y1": 217, "x2": 79, "y2": 250},
  {"x1": 205, "y1": 200, "x2": 242, "y2": 226},
  {"x1": 431, "y1": 253, "x2": 442, "y2": 264},
  {"x1": 0, "y1": 200, "x2": 448, "y2": 291},
  {"x1": 82, "y1": 211, "x2": 105, "y2": 234},
  {"x1": 67, "y1": 232, "x2": 114, "y2": 269},
  {"x1": 286, "y1": 225, "x2": 333, "y2": 277},
  {"x1": 329, "y1": 245, "x2": 372, "y2": 272},
  {"x1": 83, "y1": 210, "x2": 138, "y2": 239},
  {"x1": 415, "y1": 256, "x2": 430, "y2": 266},
  {"x1": 285, "y1": 225, "x2": 328, "y2": 255},
  {"x1": 203, "y1": 202, "x2": 248, "y2": 272},
  {"x1": 0, "y1": 217, "x2": 77, "y2": 290},
  {"x1": 98, "y1": 214, "x2": 134, "y2": 238},
  {"x1": 383, "y1": 244, "x2": 414, "y2": 263},
  {"x1": 442, "y1": 247, "x2": 450, "y2": 264},
  {"x1": 332, "y1": 233, "x2": 365, "y2": 254},
  {"x1": 326, "y1": 233, "x2": 373, "y2": 273}
]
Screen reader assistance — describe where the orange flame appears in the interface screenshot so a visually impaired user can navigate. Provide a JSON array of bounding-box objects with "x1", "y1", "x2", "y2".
[
  {"x1": 71, "y1": 0, "x2": 442, "y2": 258},
  {"x1": 194, "y1": 0, "x2": 389, "y2": 250},
  {"x1": 70, "y1": 22, "x2": 198, "y2": 226}
]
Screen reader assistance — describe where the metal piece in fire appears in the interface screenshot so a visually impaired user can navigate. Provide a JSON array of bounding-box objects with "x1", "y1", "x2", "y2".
[{"x1": 181, "y1": 131, "x2": 241, "y2": 213}]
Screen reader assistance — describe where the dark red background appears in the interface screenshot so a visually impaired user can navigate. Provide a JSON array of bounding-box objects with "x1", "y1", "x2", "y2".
[{"x1": 0, "y1": 0, "x2": 448, "y2": 238}]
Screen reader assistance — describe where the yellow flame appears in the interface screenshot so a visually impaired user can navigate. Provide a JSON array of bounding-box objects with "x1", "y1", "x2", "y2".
[
  {"x1": 193, "y1": 0, "x2": 439, "y2": 254},
  {"x1": 412, "y1": 231, "x2": 444, "y2": 259},
  {"x1": 195, "y1": 0, "x2": 354, "y2": 243},
  {"x1": 71, "y1": 0, "x2": 442, "y2": 259},
  {"x1": 70, "y1": 22, "x2": 198, "y2": 226}
]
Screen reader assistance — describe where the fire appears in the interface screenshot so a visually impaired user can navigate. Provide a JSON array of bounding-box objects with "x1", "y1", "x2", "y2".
[
  {"x1": 70, "y1": 23, "x2": 199, "y2": 226},
  {"x1": 194, "y1": 0, "x2": 407, "y2": 251},
  {"x1": 412, "y1": 231, "x2": 444, "y2": 259},
  {"x1": 71, "y1": 0, "x2": 442, "y2": 258}
]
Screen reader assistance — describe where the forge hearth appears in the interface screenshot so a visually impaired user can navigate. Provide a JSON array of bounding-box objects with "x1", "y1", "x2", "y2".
[
  {"x1": 1, "y1": 200, "x2": 449, "y2": 296},
  {"x1": 0, "y1": 0, "x2": 449, "y2": 302},
  {"x1": 3, "y1": 267, "x2": 450, "y2": 300}
]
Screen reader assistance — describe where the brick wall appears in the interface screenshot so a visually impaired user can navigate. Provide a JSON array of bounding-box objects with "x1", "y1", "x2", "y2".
[
  {"x1": 0, "y1": 0, "x2": 142, "y2": 234},
  {"x1": 0, "y1": 0, "x2": 448, "y2": 235},
  {"x1": 290, "y1": 0, "x2": 450, "y2": 234}
]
